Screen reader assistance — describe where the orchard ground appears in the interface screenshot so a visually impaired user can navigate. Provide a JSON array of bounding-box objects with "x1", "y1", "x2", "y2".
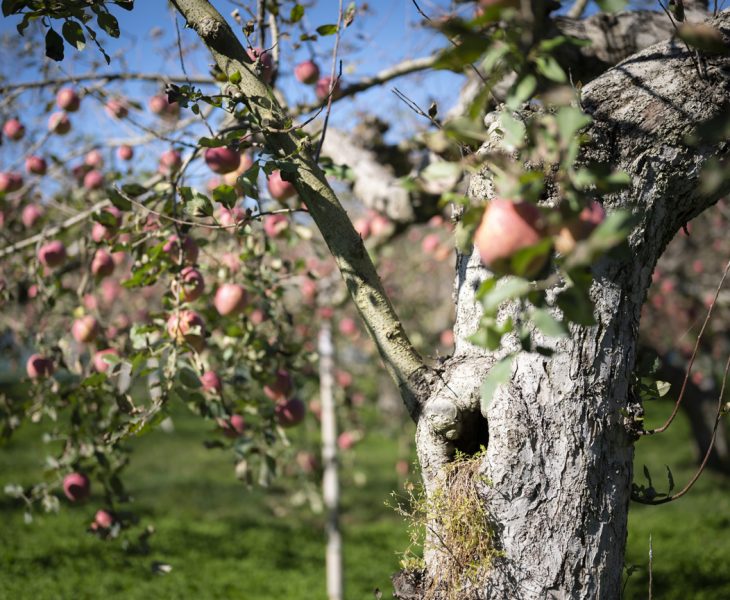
[{"x1": 1, "y1": 399, "x2": 729, "y2": 600}]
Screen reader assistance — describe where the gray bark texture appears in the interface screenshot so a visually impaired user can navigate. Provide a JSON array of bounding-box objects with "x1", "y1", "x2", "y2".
[{"x1": 403, "y1": 11, "x2": 730, "y2": 600}]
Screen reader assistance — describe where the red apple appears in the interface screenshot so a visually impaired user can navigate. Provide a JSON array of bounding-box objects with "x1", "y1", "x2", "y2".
[
  {"x1": 38, "y1": 240, "x2": 67, "y2": 268},
  {"x1": 267, "y1": 170, "x2": 296, "y2": 201},
  {"x1": 93, "y1": 348, "x2": 119, "y2": 373},
  {"x1": 85, "y1": 149, "x2": 104, "y2": 169},
  {"x1": 167, "y1": 310, "x2": 206, "y2": 351},
  {"x1": 204, "y1": 146, "x2": 241, "y2": 174},
  {"x1": 214, "y1": 283, "x2": 247, "y2": 316},
  {"x1": 337, "y1": 431, "x2": 357, "y2": 451},
  {"x1": 217, "y1": 414, "x2": 245, "y2": 437},
  {"x1": 218, "y1": 207, "x2": 247, "y2": 228},
  {"x1": 63, "y1": 472, "x2": 90, "y2": 502},
  {"x1": 72, "y1": 316, "x2": 100, "y2": 343},
  {"x1": 21, "y1": 204, "x2": 43, "y2": 229},
  {"x1": 26, "y1": 354, "x2": 54, "y2": 378},
  {"x1": 101, "y1": 279, "x2": 121, "y2": 305},
  {"x1": 83, "y1": 170, "x2": 104, "y2": 190},
  {"x1": 179, "y1": 266, "x2": 205, "y2": 301},
  {"x1": 263, "y1": 213, "x2": 288, "y2": 237},
  {"x1": 94, "y1": 509, "x2": 114, "y2": 528},
  {"x1": 315, "y1": 76, "x2": 342, "y2": 101},
  {"x1": 275, "y1": 397, "x2": 306, "y2": 428},
  {"x1": 3, "y1": 118, "x2": 25, "y2": 140},
  {"x1": 105, "y1": 99, "x2": 128, "y2": 119},
  {"x1": 0, "y1": 172, "x2": 23, "y2": 193},
  {"x1": 264, "y1": 369, "x2": 293, "y2": 401},
  {"x1": 221, "y1": 153, "x2": 254, "y2": 187},
  {"x1": 91, "y1": 249, "x2": 115, "y2": 278},
  {"x1": 295, "y1": 60, "x2": 320, "y2": 84},
  {"x1": 474, "y1": 198, "x2": 546, "y2": 276},
  {"x1": 25, "y1": 156, "x2": 47, "y2": 175},
  {"x1": 440, "y1": 329, "x2": 455, "y2": 347},
  {"x1": 200, "y1": 370, "x2": 222, "y2": 394},
  {"x1": 159, "y1": 149, "x2": 182, "y2": 175},
  {"x1": 246, "y1": 47, "x2": 274, "y2": 83},
  {"x1": 148, "y1": 94, "x2": 179, "y2": 118},
  {"x1": 353, "y1": 217, "x2": 371, "y2": 240},
  {"x1": 48, "y1": 112, "x2": 71, "y2": 135},
  {"x1": 56, "y1": 87, "x2": 81, "y2": 112},
  {"x1": 163, "y1": 235, "x2": 199, "y2": 264},
  {"x1": 117, "y1": 145, "x2": 134, "y2": 161}
]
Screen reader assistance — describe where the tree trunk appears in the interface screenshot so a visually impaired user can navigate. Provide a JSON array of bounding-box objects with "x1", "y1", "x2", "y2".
[{"x1": 401, "y1": 13, "x2": 730, "y2": 599}]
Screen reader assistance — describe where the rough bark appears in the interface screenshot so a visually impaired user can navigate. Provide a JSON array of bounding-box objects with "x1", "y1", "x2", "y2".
[{"x1": 405, "y1": 12, "x2": 730, "y2": 600}]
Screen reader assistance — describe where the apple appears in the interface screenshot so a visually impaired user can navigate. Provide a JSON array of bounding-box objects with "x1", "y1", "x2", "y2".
[
  {"x1": 21, "y1": 204, "x2": 43, "y2": 228},
  {"x1": 93, "y1": 348, "x2": 119, "y2": 373},
  {"x1": 369, "y1": 213, "x2": 392, "y2": 238},
  {"x1": 3, "y1": 118, "x2": 25, "y2": 140},
  {"x1": 159, "y1": 149, "x2": 182, "y2": 175},
  {"x1": 315, "y1": 76, "x2": 342, "y2": 101},
  {"x1": 117, "y1": 145, "x2": 134, "y2": 161},
  {"x1": 275, "y1": 397, "x2": 306, "y2": 428},
  {"x1": 48, "y1": 111, "x2": 71, "y2": 135},
  {"x1": 296, "y1": 451, "x2": 318, "y2": 474},
  {"x1": 105, "y1": 99, "x2": 128, "y2": 119},
  {"x1": 204, "y1": 146, "x2": 241, "y2": 174},
  {"x1": 166, "y1": 310, "x2": 206, "y2": 351},
  {"x1": 63, "y1": 472, "x2": 90, "y2": 502},
  {"x1": 101, "y1": 279, "x2": 121, "y2": 305},
  {"x1": 163, "y1": 235, "x2": 199, "y2": 264},
  {"x1": 214, "y1": 283, "x2": 247, "y2": 316},
  {"x1": 474, "y1": 198, "x2": 546, "y2": 276},
  {"x1": 221, "y1": 153, "x2": 254, "y2": 187},
  {"x1": 422, "y1": 232, "x2": 441, "y2": 254},
  {"x1": 91, "y1": 249, "x2": 115, "y2": 278},
  {"x1": 217, "y1": 414, "x2": 245, "y2": 437},
  {"x1": 25, "y1": 156, "x2": 47, "y2": 175},
  {"x1": 301, "y1": 278, "x2": 317, "y2": 303},
  {"x1": 83, "y1": 170, "x2": 104, "y2": 190},
  {"x1": 0, "y1": 172, "x2": 23, "y2": 193},
  {"x1": 554, "y1": 200, "x2": 606, "y2": 255},
  {"x1": 294, "y1": 60, "x2": 320, "y2": 84},
  {"x1": 263, "y1": 369, "x2": 293, "y2": 401},
  {"x1": 38, "y1": 240, "x2": 67, "y2": 268},
  {"x1": 249, "y1": 308, "x2": 266, "y2": 325},
  {"x1": 91, "y1": 207, "x2": 122, "y2": 242},
  {"x1": 26, "y1": 354, "x2": 54, "y2": 378},
  {"x1": 72, "y1": 315, "x2": 100, "y2": 343},
  {"x1": 246, "y1": 46, "x2": 274, "y2": 83},
  {"x1": 440, "y1": 329, "x2": 455, "y2": 347},
  {"x1": 56, "y1": 87, "x2": 81, "y2": 111},
  {"x1": 179, "y1": 266, "x2": 205, "y2": 301},
  {"x1": 200, "y1": 370, "x2": 222, "y2": 394},
  {"x1": 353, "y1": 217, "x2": 371, "y2": 240},
  {"x1": 263, "y1": 213, "x2": 288, "y2": 237},
  {"x1": 396, "y1": 460, "x2": 409, "y2": 477},
  {"x1": 85, "y1": 149, "x2": 104, "y2": 169},
  {"x1": 338, "y1": 317, "x2": 357, "y2": 337},
  {"x1": 148, "y1": 94, "x2": 179, "y2": 118},
  {"x1": 218, "y1": 207, "x2": 247, "y2": 228},
  {"x1": 267, "y1": 170, "x2": 296, "y2": 201},
  {"x1": 336, "y1": 370, "x2": 352, "y2": 388},
  {"x1": 337, "y1": 431, "x2": 357, "y2": 451},
  {"x1": 94, "y1": 509, "x2": 114, "y2": 528}
]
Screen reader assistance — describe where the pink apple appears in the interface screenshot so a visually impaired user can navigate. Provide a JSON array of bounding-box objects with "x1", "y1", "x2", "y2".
[
  {"x1": 250, "y1": 307, "x2": 266, "y2": 325},
  {"x1": 179, "y1": 266, "x2": 205, "y2": 301},
  {"x1": 267, "y1": 170, "x2": 296, "y2": 201},
  {"x1": 555, "y1": 200, "x2": 606, "y2": 255},
  {"x1": 214, "y1": 283, "x2": 247, "y2": 316},
  {"x1": 84, "y1": 149, "x2": 104, "y2": 169},
  {"x1": 474, "y1": 198, "x2": 546, "y2": 276},
  {"x1": 0, "y1": 172, "x2": 23, "y2": 193},
  {"x1": 38, "y1": 240, "x2": 66, "y2": 268},
  {"x1": 295, "y1": 60, "x2": 320, "y2": 84},
  {"x1": 26, "y1": 354, "x2": 54, "y2": 378},
  {"x1": 275, "y1": 397, "x2": 306, "y2": 428},
  {"x1": 48, "y1": 111, "x2": 71, "y2": 135},
  {"x1": 369, "y1": 213, "x2": 392, "y2": 238},
  {"x1": 101, "y1": 279, "x2": 121, "y2": 305},
  {"x1": 63, "y1": 472, "x2": 90, "y2": 502},
  {"x1": 72, "y1": 316, "x2": 100, "y2": 343},
  {"x1": 264, "y1": 369, "x2": 293, "y2": 401},
  {"x1": 163, "y1": 235, "x2": 199, "y2": 264},
  {"x1": 217, "y1": 414, "x2": 245, "y2": 437},
  {"x1": 159, "y1": 149, "x2": 182, "y2": 175},
  {"x1": 221, "y1": 153, "x2": 254, "y2": 187},
  {"x1": 148, "y1": 94, "x2": 179, "y2": 118},
  {"x1": 105, "y1": 99, "x2": 128, "y2": 119},
  {"x1": 56, "y1": 87, "x2": 81, "y2": 112},
  {"x1": 25, "y1": 156, "x2": 47, "y2": 175},
  {"x1": 117, "y1": 145, "x2": 134, "y2": 161},
  {"x1": 246, "y1": 47, "x2": 274, "y2": 83},
  {"x1": 353, "y1": 217, "x2": 371, "y2": 240},
  {"x1": 422, "y1": 232, "x2": 441, "y2": 254},
  {"x1": 338, "y1": 317, "x2": 357, "y2": 337},
  {"x1": 94, "y1": 509, "x2": 114, "y2": 528},
  {"x1": 440, "y1": 329, "x2": 455, "y2": 347},
  {"x1": 83, "y1": 170, "x2": 104, "y2": 190},
  {"x1": 336, "y1": 370, "x2": 352, "y2": 388},
  {"x1": 263, "y1": 213, "x2": 288, "y2": 237},
  {"x1": 91, "y1": 249, "x2": 115, "y2": 278},
  {"x1": 337, "y1": 431, "x2": 356, "y2": 451},
  {"x1": 204, "y1": 146, "x2": 241, "y2": 174},
  {"x1": 218, "y1": 207, "x2": 247, "y2": 228},
  {"x1": 3, "y1": 118, "x2": 25, "y2": 140},
  {"x1": 315, "y1": 76, "x2": 342, "y2": 101},
  {"x1": 296, "y1": 451, "x2": 318, "y2": 473},
  {"x1": 93, "y1": 348, "x2": 119, "y2": 373},
  {"x1": 301, "y1": 278, "x2": 317, "y2": 303},
  {"x1": 167, "y1": 310, "x2": 206, "y2": 351},
  {"x1": 21, "y1": 204, "x2": 43, "y2": 228},
  {"x1": 396, "y1": 459, "x2": 409, "y2": 477},
  {"x1": 200, "y1": 370, "x2": 223, "y2": 394}
]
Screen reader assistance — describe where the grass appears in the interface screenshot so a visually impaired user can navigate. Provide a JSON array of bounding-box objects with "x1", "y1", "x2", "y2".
[{"x1": 1, "y1": 400, "x2": 729, "y2": 599}]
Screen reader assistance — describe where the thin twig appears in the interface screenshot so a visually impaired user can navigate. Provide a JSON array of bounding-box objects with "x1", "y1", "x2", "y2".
[
  {"x1": 0, "y1": 73, "x2": 215, "y2": 94},
  {"x1": 566, "y1": 0, "x2": 590, "y2": 18}
]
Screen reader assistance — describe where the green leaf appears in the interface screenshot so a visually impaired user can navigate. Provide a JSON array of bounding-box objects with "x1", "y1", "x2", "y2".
[
  {"x1": 469, "y1": 316, "x2": 513, "y2": 351},
  {"x1": 535, "y1": 55, "x2": 567, "y2": 83},
  {"x1": 97, "y1": 12, "x2": 120, "y2": 38},
  {"x1": 290, "y1": 3, "x2": 304, "y2": 22},
  {"x1": 506, "y1": 74, "x2": 537, "y2": 110},
  {"x1": 108, "y1": 187, "x2": 132, "y2": 211},
  {"x1": 595, "y1": 0, "x2": 628, "y2": 12},
  {"x1": 316, "y1": 24, "x2": 338, "y2": 36},
  {"x1": 211, "y1": 184, "x2": 237, "y2": 209},
  {"x1": 344, "y1": 2, "x2": 356, "y2": 27},
  {"x1": 229, "y1": 71, "x2": 241, "y2": 84},
  {"x1": 499, "y1": 113, "x2": 526, "y2": 148},
  {"x1": 556, "y1": 271, "x2": 595, "y2": 326},
  {"x1": 45, "y1": 28, "x2": 64, "y2": 61},
  {"x1": 481, "y1": 277, "x2": 531, "y2": 314},
  {"x1": 531, "y1": 308, "x2": 567, "y2": 338},
  {"x1": 555, "y1": 107, "x2": 592, "y2": 144},
  {"x1": 178, "y1": 367, "x2": 202, "y2": 389},
  {"x1": 62, "y1": 20, "x2": 86, "y2": 51},
  {"x1": 480, "y1": 355, "x2": 514, "y2": 415},
  {"x1": 121, "y1": 183, "x2": 147, "y2": 197}
]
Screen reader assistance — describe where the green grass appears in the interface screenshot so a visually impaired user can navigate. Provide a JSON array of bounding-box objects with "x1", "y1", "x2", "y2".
[{"x1": 1, "y1": 400, "x2": 729, "y2": 599}]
